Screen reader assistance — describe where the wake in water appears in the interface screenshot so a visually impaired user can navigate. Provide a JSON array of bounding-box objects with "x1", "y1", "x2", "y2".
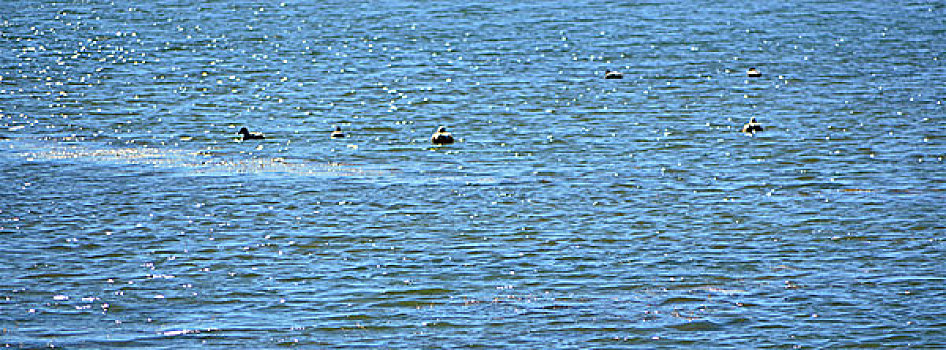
[
  {"x1": 0, "y1": 137, "x2": 513, "y2": 187},
  {"x1": 2, "y1": 137, "x2": 382, "y2": 177}
]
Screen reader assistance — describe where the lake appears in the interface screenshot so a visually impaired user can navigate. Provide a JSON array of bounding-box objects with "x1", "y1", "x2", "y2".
[{"x1": 1, "y1": 0, "x2": 944, "y2": 348}]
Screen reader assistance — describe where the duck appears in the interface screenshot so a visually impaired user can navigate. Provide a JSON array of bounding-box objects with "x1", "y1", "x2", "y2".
[
  {"x1": 747, "y1": 67, "x2": 762, "y2": 77},
  {"x1": 331, "y1": 126, "x2": 345, "y2": 138},
  {"x1": 741, "y1": 117, "x2": 764, "y2": 133},
  {"x1": 430, "y1": 126, "x2": 455, "y2": 145},
  {"x1": 604, "y1": 70, "x2": 623, "y2": 79},
  {"x1": 238, "y1": 127, "x2": 265, "y2": 140}
]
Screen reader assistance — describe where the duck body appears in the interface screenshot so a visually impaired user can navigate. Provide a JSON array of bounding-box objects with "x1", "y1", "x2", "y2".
[
  {"x1": 331, "y1": 126, "x2": 345, "y2": 138},
  {"x1": 741, "y1": 117, "x2": 764, "y2": 133},
  {"x1": 747, "y1": 68, "x2": 762, "y2": 77},
  {"x1": 238, "y1": 127, "x2": 265, "y2": 140},
  {"x1": 430, "y1": 126, "x2": 455, "y2": 145},
  {"x1": 604, "y1": 70, "x2": 623, "y2": 79}
]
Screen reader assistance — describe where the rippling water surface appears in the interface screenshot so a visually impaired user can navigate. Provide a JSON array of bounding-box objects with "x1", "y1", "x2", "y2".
[{"x1": 2, "y1": 0, "x2": 945, "y2": 348}]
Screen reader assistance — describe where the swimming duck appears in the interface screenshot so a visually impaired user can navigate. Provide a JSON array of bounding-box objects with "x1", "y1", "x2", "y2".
[
  {"x1": 430, "y1": 126, "x2": 455, "y2": 145},
  {"x1": 238, "y1": 127, "x2": 265, "y2": 140},
  {"x1": 605, "y1": 70, "x2": 623, "y2": 79},
  {"x1": 331, "y1": 126, "x2": 345, "y2": 138},
  {"x1": 747, "y1": 68, "x2": 762, "y2": 77},
  {"x1": 741, "y1": 117, "x2": 763, "y2": 133}
]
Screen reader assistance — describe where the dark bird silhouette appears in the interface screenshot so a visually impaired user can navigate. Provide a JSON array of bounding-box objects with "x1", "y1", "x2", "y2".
[
  {"x1": 430, "y1": 126, "x2": 455, "y2": 145},
  {"x1": 331, "y1": 126, "x2": 345, "y2": 138},
  {"x1": 741, "y1": 117, "x2": 764, "y2": 133},
  {"x1": 238, "y1": 127, "x2": 265, "y2": 140}
]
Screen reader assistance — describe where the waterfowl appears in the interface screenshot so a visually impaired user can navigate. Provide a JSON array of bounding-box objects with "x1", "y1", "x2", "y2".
[
  {"x1": 430, "y1": 126, "x2": 455, "y2": 145},
  {"x1": 741, "y1": 117, "x2": 764, "y2": 133},
  {"x1": 238, "y1": 127, "x2": 265, "y2": 140},
  {"x1": 747, "y1": 68, "x2": 762, "y2": 77},
  {"x1": 605, "y1": 70, "x2": 623, "y2": 79},
  {"x1": 331, "y1": 126, "x2": 345, "y2": 138}
]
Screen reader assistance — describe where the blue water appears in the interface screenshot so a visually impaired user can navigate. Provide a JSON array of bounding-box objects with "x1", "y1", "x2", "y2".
[{"x1": 1, "y1": 0, "x2": 945, "y2": 348}]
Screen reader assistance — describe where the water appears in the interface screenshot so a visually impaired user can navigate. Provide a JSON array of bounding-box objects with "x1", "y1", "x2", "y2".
[{"x1": 1, "y1": 0, "x2": 944, "y2": 348}]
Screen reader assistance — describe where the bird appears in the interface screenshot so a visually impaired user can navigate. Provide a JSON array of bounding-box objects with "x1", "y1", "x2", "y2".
[
  {"x1": 238, "y1": 127, "x2": 265, "y2": 140},
  {"x1": 741, "y1": 117, "x2": 764, "y2": 133},
  {"x1": 430, "y1": 126, "x2": 455, "y2": 145},
  {"x1": 747, "y1": 67, "x2": 762, "y2": 77},
  {"x1": 331, "y1": 126, "x2": 345, "y2": 138},
  {"x1": 604, "y1": 70, "x2": 623, "y2": 79}
]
